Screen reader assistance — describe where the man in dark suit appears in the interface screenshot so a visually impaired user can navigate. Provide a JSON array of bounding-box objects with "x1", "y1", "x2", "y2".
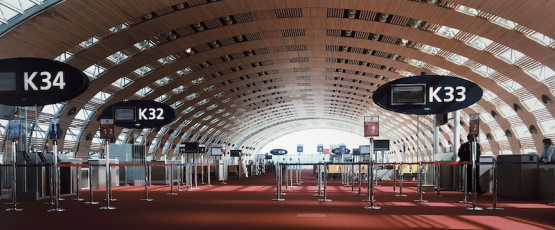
[{"x1": 458, "y1": 134, "x2": 485, "y2": 195}]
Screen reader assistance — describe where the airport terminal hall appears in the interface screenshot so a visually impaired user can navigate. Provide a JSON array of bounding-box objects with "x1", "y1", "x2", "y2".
[{"x1": 2, "y1": 0, "x2": 555, "y2": 229}]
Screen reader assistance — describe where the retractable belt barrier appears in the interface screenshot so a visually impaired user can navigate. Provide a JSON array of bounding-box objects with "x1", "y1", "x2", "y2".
[{"x1": 276, "y1": 160, "x2": 555, "y2": 210}]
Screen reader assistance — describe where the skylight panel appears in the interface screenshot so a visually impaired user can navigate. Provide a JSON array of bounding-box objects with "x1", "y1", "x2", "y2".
[
  {"x1": 134, "y1": 65, "x2": 153, "y2": 76},
  {"x1": 497, "y1": 105, "x2": 517, "y2": 118},
  {"x1": 83, "y1": 64, "x2": 106, "y2": 78},
  {"x1": 75, "y1": 108, "x2": 94, "y2": 120},
  {"x1": 80, "y1": 36, "x2": 99, "y2": 48},
  {"x1": 158, "y1": 55, "x2": 176, "y2": 65},
  {"x1": 193, "y1": 111, "x2": 204, "y2": 117},
  {"x1": 496, "y1": 48, "x2": 525, "y2": 64},
  {"x1": 214, "y1": 92, "x2": 224, "y2": 98},
  {"x1": 136, "y1": 86, "x2": 153, "y2": 96},
  {"x1": 498, "y1": 79, "x2": 523, "y2": 92},
  {"x1": 134, "y1": 40, "x2": 155, "y2": 51},
  {"x1": 177, "y1": 67, "x2": 192, "y2": 76},
  {"x1": 525, "y1": 65, "x2": 555, "y2": 81},
  {"x1": 171, "y1": 101, "x2": 183, "y2": 108},
  {"x1": 539, "y1": 120, "x2": 555, "y2": 135},
  {"x1": 108, "y1": 51, "x2": 129, "y2": 64},
  {"x1": 447, "y1": 54, "x2": 469, "y2": 65},
  {"x1": 191, "y1": 77, "x2": 204, "y2": 85},
  {"x1": 432, "y1": 66, "x2": 450, "y2": 75},
  {"x1": 421, "y1": 45, "x2": 439, "y2": 55},
  {"x1": 204, "y1": 85, "x2": 215, "y2": 92},
  {"x1": 112, "y1": 77, "x2": 133, "y2": 88},
  {"x1": 436, "y1": 26, "x2": 460, "y2": 39},
  {"x1": 173, "y1": 85, "x2": 186, "y2": 94},
  {"x1": 192, "y1": 123, "x2": 200, "y2": 129},
  {"x1": 41, "y1": 103, "x2": 64, "y2": 114},
  {"x1": 198, "y1": 98, "x2": 209, "y2": 105},
  {"x1": 155, "y1": 94, "x2": 168, "y2": 102},
  {"x1": 492, "y1": 17, "x2": 517, "y2": 29},
  {"x1": 409, "y1": 59, "x2": 426, "y2": 67},
  {"x1": 472, "y1": 65, "x2": 493, "y2": 77},
  {"x1": 203, "y1": 115, "x2": 212, "y2": 121},
  {"x1": 211, "y1": 118, "x2": 219, "y2": 123},
  {"x1": 467, "y1": 36, "x2": 493, "y2": 50},
  {"x1": 186, "y1": 93, "x2": 198, "y2": 100},
  {"x1": 207, "y1": 104, "x2": 217, "y2": 110},
  {"x1": 109, "y1": 23, "x2": 128, "y2": 33},
  {"x1": 456, "y1": 5, "x2": 479, "y2": 16},
  {"x1": 93, "y1": 91, "x2": 112, "y2": 102},
  {"x1": 155, "y1": 76, "x2": 171, "y2": 86},
  {"x1": 182, "y1": 119, "x2": 191, "y2": 126},
  {"x1": 522, "y1": 97, "x2": 545, "y2": 112},
  {"x1": 183, "y1": 106, "x2": 194, "y2": 113},
  {"x1": 54, "y1": 52, "x2": 73, "y2": 63},
  {"x1": 514, "y1": 125, "x2": 530, "y2": 138},
  {"x1": 528, "y1": 31, "x2": 554, "y2": 46}
]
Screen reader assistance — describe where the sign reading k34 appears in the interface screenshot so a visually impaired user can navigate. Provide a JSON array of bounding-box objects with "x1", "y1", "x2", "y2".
[
  {"x1": 372, "y1": 75, "x2": 483, "y2": 115},
  {"x1": 0, "y1": 57, "x2": 89, "y2": 106},
  {"x1": 100, "y1": 100, "x2": 177, "y2": 128}
]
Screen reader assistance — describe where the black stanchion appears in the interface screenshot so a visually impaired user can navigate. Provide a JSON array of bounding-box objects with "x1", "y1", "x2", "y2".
[{"x1": 487, "y1": 159, "x2": 503, "y2": 210}]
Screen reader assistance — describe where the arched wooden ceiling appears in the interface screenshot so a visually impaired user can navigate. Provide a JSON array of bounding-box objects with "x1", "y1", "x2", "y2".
[{"x1": 1, "y1": 0, "x2": 554, "y2": 160}]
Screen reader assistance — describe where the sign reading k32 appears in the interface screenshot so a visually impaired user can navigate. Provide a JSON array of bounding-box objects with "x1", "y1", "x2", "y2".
[
  {"x1": 372, "y1": 75, "x2": 483, "y2": 115},
  {"x1": 0, "y1": 57, "x2": 89, "y2": 106}
]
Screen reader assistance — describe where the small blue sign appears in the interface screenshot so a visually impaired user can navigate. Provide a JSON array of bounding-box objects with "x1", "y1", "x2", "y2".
[
  {"x1": 297, "y1": 145, "x2": 303, "y2": 153},
  {"x1": 340, "y1": 145, "x2": 346, "y2": 154},
  {"x1": 317, "y1": 145, "x2": 323, "y2": 152}
]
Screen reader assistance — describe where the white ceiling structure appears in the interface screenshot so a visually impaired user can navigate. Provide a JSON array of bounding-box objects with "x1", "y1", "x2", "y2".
[{"x1": 0, "y1": 0, "x2": 554, "y2": 161}]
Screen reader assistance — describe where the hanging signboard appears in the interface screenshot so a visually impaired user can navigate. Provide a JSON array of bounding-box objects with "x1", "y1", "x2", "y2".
[
  {"x1": 469, "y1": 113, "x2": 480, "y2": 136},
  {"x1": 100, "y1": 119, "x2": 114, "y2": 139},
  {"x1": 270, "y1": 149, "x2": 288, "y2": 155},
  {"x1": 297, "y1": 144, "x2": 303, "y2": 153},
  {"x1": 100, "y1": 100, "x2": 177, "y2": 128},
  {"x1": 372, "y1": 75, "x2": 483, "y2": 115},
  {"x1": 0, "y1": 57, "x2": 89, "y2": 106},
  {"x1": 364, "y1": 116, "x2": 379, "y2": 137}
]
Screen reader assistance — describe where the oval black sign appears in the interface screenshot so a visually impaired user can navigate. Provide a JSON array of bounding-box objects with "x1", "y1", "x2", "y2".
[
  {"x1": 100, "y1": 100, "x2": 177, "y2": 128},
  {"x1": 270, "y1": 149, "x2": 288, "y2": 155},
  {"x1": 372, "y1": 75, "x2": 483, "y2": 115},
  {"x1": 331, "y1": 148, "x2": 351, "y2": 154},
  {"x1": 0, "y1": 57, "x2": 89, "y2": 106}
]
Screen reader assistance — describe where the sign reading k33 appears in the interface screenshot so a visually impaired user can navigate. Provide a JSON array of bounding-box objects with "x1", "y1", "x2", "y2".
[
  {"x1": 0, "y1": 57, "x2": 89, "y2": 106},
  {"x1": 373, "y1": 75, "x2": 483, "y2": 115},
  {"x1": 100, "y1": 100, "x2": 177, "y2": 128}
]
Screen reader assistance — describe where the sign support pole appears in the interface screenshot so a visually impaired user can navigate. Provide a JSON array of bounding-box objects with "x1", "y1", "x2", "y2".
[{"x1": 364, "y1": 138, "x2": 380, "y2": 210}]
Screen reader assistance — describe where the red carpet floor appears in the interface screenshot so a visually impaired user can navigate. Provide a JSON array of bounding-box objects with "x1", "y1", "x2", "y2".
[{"x1": 2, "y1": 170, "x2": 555, "y2": 230}]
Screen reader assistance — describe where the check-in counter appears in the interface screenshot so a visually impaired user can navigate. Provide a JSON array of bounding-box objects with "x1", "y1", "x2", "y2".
[
  {"x1": 539, "y1": 164, "x2": 555, "y2": 201},
  {"x1": 497, "y1": 154, "x2": 538, "y2": 199}
]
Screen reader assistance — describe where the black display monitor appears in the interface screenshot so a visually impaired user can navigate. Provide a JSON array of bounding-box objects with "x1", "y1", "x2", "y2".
[
  {"x1": 230, "y1": 150, "x2": 241, "y2": 157},
  {"x1": 182, "y1": 142, "x2": 199, "y2": 153},
  {"x1": 265, "y1": 154, "x2": 272, "y2": 159},
  {"x1": 211, "y1": 147, "x2": 223, "y2": 156},
  {"x1": 352, "y1": 148, "x2": 360, "y2": 155},
  {"x1": 374, "y1": 140, "x2": 390, "y2": 151},
  {"x1": 391, "y1": 83, "x2": 426, "y2": 105},
  {"x1": 359, "y1": 145, "x2": 371, "y2": 155},
  {"x1": 113, "y1": 107, "x2": 136, "y2": 122}
]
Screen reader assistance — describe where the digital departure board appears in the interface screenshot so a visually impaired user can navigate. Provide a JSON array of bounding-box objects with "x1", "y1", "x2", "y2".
[
  {"x1": 0, "y1": 72, "x2": 17, "y2": 93},
  {"x1": 113, "y1": 107, "x2": 136, "y2": 122},
  {"x1": 391, "y1": 84, "x2": 426, "y2": 105}
]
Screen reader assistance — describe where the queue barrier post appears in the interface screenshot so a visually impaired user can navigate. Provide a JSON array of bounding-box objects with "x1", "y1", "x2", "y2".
[
  {"x1": 44, "y1": 163, "x2": 54, "y2": 205},
  {"x1": 47, "y1": 140, "x2": 64, "y2": 212},
  {"x1": 100, "y1": 141, "x2": 116, "y2": 210},
  {"x1": 167, "y1": 163, "x2": 177, "y2": 196},
  {"x1": 364, "y1": 138, "x2": 380, "y2": 210},
  {"x1": 318, "y1": 163, "x2": 331, "y2": 202},
  {"x1": 487, "y1": 159, "x2": 503, "y2": 210},
  {"x1": 272, "y1": 161, "x2": 284, "y2": 201},
  {"x1": 6, "y1": 141, "x2": 23, "y2": 212},
  {"x1": 73, "y1": 164, "x2": 84, "y2": 201},
  {"x1": 85, "y1": 163, "x2": 98, "y2": 205},
  {"x1": 140, "y1": 162, "x2": 153, "y2": 202},
  {"x1": 396, "y1": 162, "x2": 407, "y2": 197},
  {"x1": 433, "y1": 163, "x2": 445, "y2": 198},
  {"x1": 314, "y1": 163, "x2": 323, "y2": 197},
  {"x1": 459, "y1": 164, "x2": 470, "y2": 204}
]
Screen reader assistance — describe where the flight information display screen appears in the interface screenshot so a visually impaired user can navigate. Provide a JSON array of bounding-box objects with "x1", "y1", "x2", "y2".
[
  {"x1": 391, "y1": 83, "x2": 426, "y2": 105},
  {"x1": 114, "y1": 107, "x2": 136, "y2": 122},
  {"x1": 0, "y1": 72, "x2": 17, "y2": 92}
]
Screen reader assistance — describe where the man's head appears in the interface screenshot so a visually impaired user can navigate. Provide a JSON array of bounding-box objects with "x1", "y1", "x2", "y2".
[{"x1": 467, "y1": 134, "x2": 475, "y2": 142}]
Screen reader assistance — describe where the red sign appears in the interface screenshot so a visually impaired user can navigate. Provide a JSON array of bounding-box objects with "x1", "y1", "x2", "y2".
[
  {"x1": 100, "y1": 119, "x2": 114, "y2": 139},
  {"x1": 469, "y1": 113, "x2": 479, "y2": 135},
  {"x1": 323, "y1": 149, "x2": 329, "y2": 154},
  {"x1": 364, "y1": 116, "x2": 379, "y2": 137}
]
